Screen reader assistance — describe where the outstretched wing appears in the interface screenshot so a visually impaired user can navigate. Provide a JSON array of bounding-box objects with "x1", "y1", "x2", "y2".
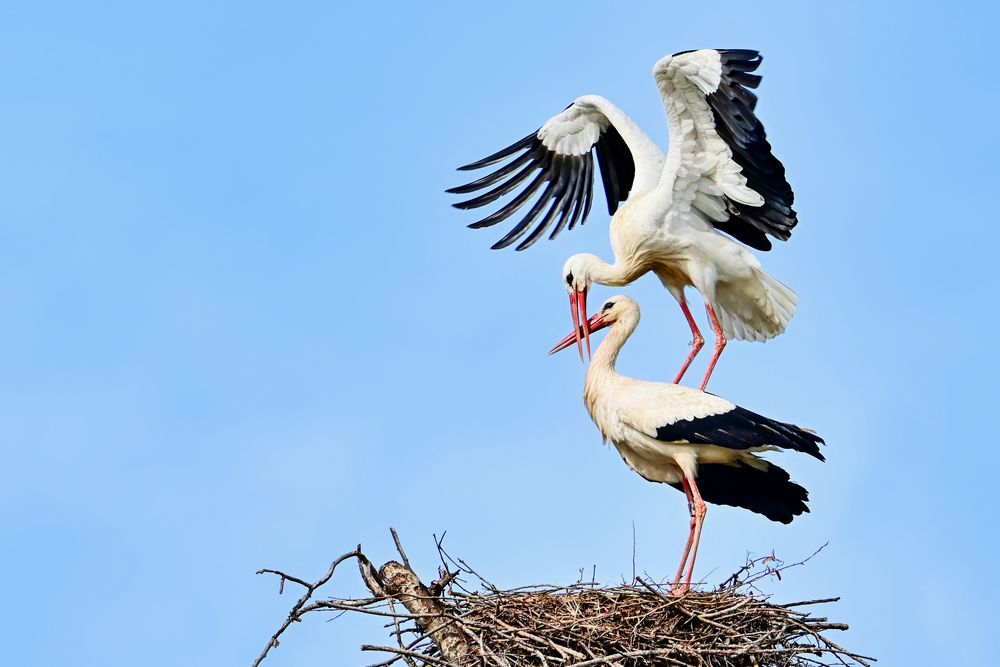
[
  {"x1": 654, "y1": 49, "x2": 797, "y2": 251},
  {"x1": 448, "y1": 102, "x2": 636, "y2": 251}
]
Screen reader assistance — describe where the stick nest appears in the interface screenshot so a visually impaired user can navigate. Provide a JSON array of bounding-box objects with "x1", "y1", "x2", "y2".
[
  {"x1": 446, "y1": 580, "x2": 866, "y2": 666},
  {"x1": 254, "y1": 533, "x2": 873, "y2": 667}
]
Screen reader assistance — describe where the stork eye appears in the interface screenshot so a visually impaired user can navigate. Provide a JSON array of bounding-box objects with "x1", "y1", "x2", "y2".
[
  {"x1": 602, "y1": 301, "x2": 614, "y2": 312},
  {"x1": 566, "y1": 273, "x2": 573, "y2": 285}
]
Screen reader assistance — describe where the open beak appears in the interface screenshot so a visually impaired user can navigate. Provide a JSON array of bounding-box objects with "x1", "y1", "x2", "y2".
[
  {"x1": 565, "y1": 288, "x2": 592, "y2": 361},
  {"x1": 549, "y1": 311, "x2": 609, "y2": 356}
]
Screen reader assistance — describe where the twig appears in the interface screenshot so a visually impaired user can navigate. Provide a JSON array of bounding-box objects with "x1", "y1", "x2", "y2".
[
  {"x1": 390, "y1": 527, "x2": 413, "y2": 571},
  {"x1": 361, "y1": 645, "x2": 455, "y2": 667},
  {"x1": 252, "y1": 547, "x2": 362, "y2": 667},
  {"x1": 784, "y1": 597, "x2": 842, "y2": 608}
]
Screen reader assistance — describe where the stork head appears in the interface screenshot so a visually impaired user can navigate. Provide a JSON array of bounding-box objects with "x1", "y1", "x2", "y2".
[
  {"x1": 592, "y1": 295, "x2": 638, "y2": 325},
  {"x1": 561, "y1": 254, "x2": 602, "y2": 360},
  {"x1": 562, "y1": 253, "x2": 600, "y2": 294},
  {"x1": 549, "y1": 295, "x2": 638, "y2": 356}
]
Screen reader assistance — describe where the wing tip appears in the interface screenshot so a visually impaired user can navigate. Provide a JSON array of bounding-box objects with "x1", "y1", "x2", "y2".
[
  {"x1": 453, "y1": 132, "x2": 540, "y2": 172},
  {"x1": 705, "y1": 50, "x2": 800, "y2": 246}
]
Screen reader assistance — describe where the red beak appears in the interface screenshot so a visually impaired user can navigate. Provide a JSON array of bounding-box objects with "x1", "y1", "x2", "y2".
[
  {"x1": 549, "y1": 311, "x2": 609, "y2": 356},
  {"x1": 566, "y1": 288, "x2": 592, "y2": 361}
]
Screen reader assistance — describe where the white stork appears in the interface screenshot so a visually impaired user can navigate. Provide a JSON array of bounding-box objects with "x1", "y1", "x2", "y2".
[
  {"x1": 450, "y1": 49, "x2": 799, "y2": 389},
  {"x1": 549, "y1": 295, "x2": 823, "y2": 593}
]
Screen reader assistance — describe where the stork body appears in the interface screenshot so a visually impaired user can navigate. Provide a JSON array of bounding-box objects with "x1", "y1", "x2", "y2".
[
  {"x1": 550, "y1": 296, "x2": 823, "y2": 592},
  {"x1": 451, "y1": 49, "x2": 799, "y2": 388}
]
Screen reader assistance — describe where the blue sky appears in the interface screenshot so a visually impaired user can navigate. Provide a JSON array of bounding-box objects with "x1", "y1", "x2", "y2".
[{"x1": 1, "y1": 1, "x2": 997, "y2": 664}]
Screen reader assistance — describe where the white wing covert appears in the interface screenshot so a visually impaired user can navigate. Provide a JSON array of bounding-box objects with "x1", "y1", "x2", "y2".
[{"x1": 615, "y1": 383, "x2": 736, "y2": 440}]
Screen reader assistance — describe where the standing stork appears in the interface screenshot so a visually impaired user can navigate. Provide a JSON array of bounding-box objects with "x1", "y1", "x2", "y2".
[
  {"x1": 450, "y1": 49, "x2": 799, "y2": 389},
  {"x1": 549, "y1": 295, "x2": 823, "y2": 593}
]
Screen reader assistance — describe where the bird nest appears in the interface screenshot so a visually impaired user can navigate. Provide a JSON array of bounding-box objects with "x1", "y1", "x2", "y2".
[
  {"x1": 442, "y1": 582, "x2": 865, "y2": 667},
  {"x1": 254, "y1": 532, "x2": 873, "y2": 667}
]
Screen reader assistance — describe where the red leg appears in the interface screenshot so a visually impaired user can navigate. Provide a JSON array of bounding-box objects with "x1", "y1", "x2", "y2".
[
  {"x1": 699, "y1": 304, "x2": 727, "y2": 391},
  {"x1": 681, "y1": 474, "x2": 708, "y2": 591},
  {"x1": 670, "y1": 478, "x2": 697, "y2": 593},
  {"x1": 672, "y1": 300, "x2": 705, "y2": 385}
]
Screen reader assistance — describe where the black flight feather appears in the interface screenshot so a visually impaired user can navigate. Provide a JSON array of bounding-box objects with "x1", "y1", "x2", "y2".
[
  {"x1": 449, "y1": 108, "x2": 634, "y2": 250},
  {"x1": 457, "y1": 133, "x2": 535, "y2": 171},
  {"x1": 670, "y1": 48, "x2": 797, "y2": 250},
  {"x1": 653, "y1": 405, "x2": 824, "y2": 461}
]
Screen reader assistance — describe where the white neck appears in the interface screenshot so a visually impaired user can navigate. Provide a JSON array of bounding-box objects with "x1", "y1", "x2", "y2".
[
  {"x1": 588, "y1": 312, "x2": 639, "y2": 377},
  {"x1": 586, "y1": 255, "x2": 646, "y2": 288},
  {"x1": 589, "y1": 257, "x2": 626, "y2": 286},
  {"x1": 582, "y1": 310, "x2": 641, "y2": 440}
]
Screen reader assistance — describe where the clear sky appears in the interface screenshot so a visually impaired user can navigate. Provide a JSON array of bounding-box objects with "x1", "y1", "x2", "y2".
[{"x1": 2, "y1": 1, "x2": 997, "y2": 665}]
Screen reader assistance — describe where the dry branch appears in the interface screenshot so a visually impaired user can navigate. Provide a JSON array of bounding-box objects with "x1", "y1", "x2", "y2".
[{"x1": 254, "y1": 530, "x2": 873, "y2": 667}]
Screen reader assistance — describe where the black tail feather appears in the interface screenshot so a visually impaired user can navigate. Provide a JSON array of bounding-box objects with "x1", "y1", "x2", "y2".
[{"x1": 671, "y1": 461, "x2": 810, "y2": 524}]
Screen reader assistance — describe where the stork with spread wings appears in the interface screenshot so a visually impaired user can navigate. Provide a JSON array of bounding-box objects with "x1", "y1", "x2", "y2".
[{"x1": 450, "y1": 49, "x2": 799, "y2": 390}]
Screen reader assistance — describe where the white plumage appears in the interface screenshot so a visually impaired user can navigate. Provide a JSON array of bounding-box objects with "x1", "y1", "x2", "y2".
[
  {"x1": 451, "y1": 49, "x2": 800, "y2": 389},
  {"x1": 549, "y1": 295, "x2": 824, "y2": 593}
]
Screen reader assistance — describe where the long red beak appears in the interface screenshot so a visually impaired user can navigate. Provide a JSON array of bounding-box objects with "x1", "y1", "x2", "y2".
[
  {"x1": 566, "y1": 289, "x2": 591, "y2": 361},
  {"x1": 549, "y1": 312, "x2": 609, "y2": 356}
]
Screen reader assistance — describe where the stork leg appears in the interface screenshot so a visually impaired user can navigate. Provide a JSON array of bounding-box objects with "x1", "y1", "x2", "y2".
[
  {"x1": 699, "y1": 304, "x2": 727, "y2": 391},
  {"x1": 672, "y1": 300, "x2": 704, "y2": 385},
  {"x1": 671, "y1": 473, "x2": 707, "y2": 595},
  {"x1": 670, "y1": 479, "x2": 697, "y2": 592}
]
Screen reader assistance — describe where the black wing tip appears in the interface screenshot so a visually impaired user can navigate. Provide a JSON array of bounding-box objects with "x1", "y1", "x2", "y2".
[
  {"x1": 808, "y1": 433, "x2": 827, "y2": 462},
  {"x1": 797, "y1": 435, "x2": 826, "y2": 462},
  {"x1": 453, "y1": 132, "x2": 540, "y2": 172},
  {"x1": 783, "y1": 426, "x2": 826, "y2": 461},
  {"x1": 460, "y1": 147, "x2": 594, "y2": 251},
  {"x1": 446, "y1": 147, "x2": 540, "y2": 195},
  {"x1": 717, "y1": 48, "x2": 761, "y2": 61},
  {"x1": 732, "y1": 406, "x2": 826, "y2": 460},
  {"x1": 658, "y1": 405, "x2": 826, "y2": 461},
  {"x1": 500, "y1": 153, "x2": 585, "y2": 250},
  {"x1": 705, "y1": 50, "x2": 799, "y2": 246},
  {"x1": 671, "y1": 48, "x2": 760, "y2": 59}
]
